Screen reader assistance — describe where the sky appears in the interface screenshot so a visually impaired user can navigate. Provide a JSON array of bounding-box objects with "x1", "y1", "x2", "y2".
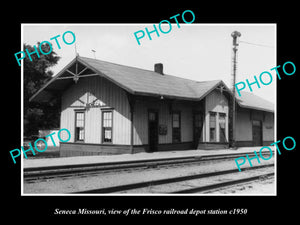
[{"x1": 22, "y1": 24, "x2": 276, "y2": 103}]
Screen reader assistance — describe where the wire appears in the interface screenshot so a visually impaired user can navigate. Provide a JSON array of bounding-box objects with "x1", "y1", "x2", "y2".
[{"x1": 239, "y1": 40, "x2": 275, "y2": 48}]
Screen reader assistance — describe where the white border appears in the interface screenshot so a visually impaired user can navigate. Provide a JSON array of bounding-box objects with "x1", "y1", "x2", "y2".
[{"x1": 21, "y1": 24, "x2": 24, "y2": 194}]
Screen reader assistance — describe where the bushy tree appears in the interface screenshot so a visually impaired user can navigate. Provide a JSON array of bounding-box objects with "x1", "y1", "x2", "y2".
[{"x1": 23, "y1": 42, "x2": 60, "y2": 137}]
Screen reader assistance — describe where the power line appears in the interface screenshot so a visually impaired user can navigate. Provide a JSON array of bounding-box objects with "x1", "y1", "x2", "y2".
[{"x1": 239, "y1": 40, "x2": 275, "y2": 48}]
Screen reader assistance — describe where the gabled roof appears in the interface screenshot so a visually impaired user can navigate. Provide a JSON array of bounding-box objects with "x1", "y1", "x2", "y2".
[
  {"x1": 30, "y1": 56, "x2": 274, "y2": 113},
  {"x1": 76, "y1": 56, "x2": 224, "y2": 100}
]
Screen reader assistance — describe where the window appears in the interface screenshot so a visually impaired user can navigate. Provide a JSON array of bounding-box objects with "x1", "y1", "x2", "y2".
[
  {"x1": 149, "y1": 112, "x2": 156, "y2": 121},
  {"x1": 252, "y1": 120, "x2": 261, "y2": 126},
  {"x1": 75, "y1": 111, "x2": 85, "y2": 141},
  {"x1": 209, "y1": 112, "x2": 216, "y2": 142},
  {"x1": 102, "y1": 111, "x2": 113, "y2": 143},
  {"x1": 172, "y1": 112, "x2": 181, "y2": 143},
  {"x1": 219, "y1": 113, "x2": 226, "y2": 142}
]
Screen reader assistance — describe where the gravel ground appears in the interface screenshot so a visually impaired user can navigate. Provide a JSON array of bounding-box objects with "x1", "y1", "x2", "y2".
[
  {"x1": 23, "y1": 158, "x2": 275, "y2": 195},
  {"x1": 116, "y1": 166, "x2": 275, "y2": 194},
  {"x1": 204, "y1": 176, "x2": 275, "y2": 194}
]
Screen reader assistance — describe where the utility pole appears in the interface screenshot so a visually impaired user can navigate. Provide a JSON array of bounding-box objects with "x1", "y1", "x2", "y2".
[{"x1": 231, "y1": 31, "x2": 241, "y2": 149}]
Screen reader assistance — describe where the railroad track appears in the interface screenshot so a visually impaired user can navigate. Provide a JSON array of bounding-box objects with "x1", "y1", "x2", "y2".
[
  {"x1": 74, "y1": 163, "x2": 274, "y2": 194},
  {"x1": 24, "y1": 151, "x2": 273, "y2": 182}
]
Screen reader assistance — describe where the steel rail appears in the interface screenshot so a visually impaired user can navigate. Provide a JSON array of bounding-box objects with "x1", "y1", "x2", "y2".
[
  {"x1": 172, "y1": 172, "x2": 274, "y2": 194},
  {"x1": 73, "y1": 163, "x2": 274, "y2": 194},
  {"x1": 24, "y1": 151, "x2": 273, "y2": 181}
]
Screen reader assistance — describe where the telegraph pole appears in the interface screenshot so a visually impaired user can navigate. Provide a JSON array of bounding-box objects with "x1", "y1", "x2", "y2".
[{"x1": 231, "y1": 31, "x2": 241, "y2": 149}]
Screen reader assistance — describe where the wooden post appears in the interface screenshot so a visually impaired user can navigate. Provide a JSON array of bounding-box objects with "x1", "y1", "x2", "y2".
[
  {"x1": 231, "y1": 31, "x2": 241, "y2": 149},
  {"x1": 130, "y1": 103, "x2": 134, "y2": 154},
  {"x1": 126, "y1": 92, "x2": 135, "y2": 154}
]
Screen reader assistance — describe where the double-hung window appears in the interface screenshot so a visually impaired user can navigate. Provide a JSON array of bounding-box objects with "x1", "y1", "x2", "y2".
[
  {"x1": 102, "y1": 110, "x2": 113, "y2": 143},
  {"x1": 75, "y1": 111, "x2": 85, "y2": 142},
  {"x1": 172, "y1": 112, "x2": 181, "y2": 143}
]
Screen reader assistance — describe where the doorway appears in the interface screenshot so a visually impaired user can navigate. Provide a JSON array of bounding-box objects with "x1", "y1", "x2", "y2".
[
  {"x1": 148, "y1": 110, "x2": 159, "y2": 152},
  {"x1": 193, "y1": 112, "x2": 203, "y2": 149},
  {"x1": 252, "y1": 120, "x2": 263, "y2": 146}
]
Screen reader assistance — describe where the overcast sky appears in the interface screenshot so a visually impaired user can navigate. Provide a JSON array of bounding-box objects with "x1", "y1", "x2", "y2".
[{"x1": 22, "y1": 24, "x2": 276, "y2": 103}]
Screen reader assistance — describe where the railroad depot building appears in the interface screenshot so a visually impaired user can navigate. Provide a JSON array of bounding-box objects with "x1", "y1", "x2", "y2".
[{"x1": 30, "y1": 56, "x2": 274, "y2": 157}]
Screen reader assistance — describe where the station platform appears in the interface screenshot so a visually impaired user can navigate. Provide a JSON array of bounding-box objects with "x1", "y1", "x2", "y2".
[{"x1": 23, "y1": 146, "x2": 270, "y2": 169}]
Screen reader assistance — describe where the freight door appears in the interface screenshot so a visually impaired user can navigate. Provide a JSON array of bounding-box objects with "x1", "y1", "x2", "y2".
[
  {"x1": 148, "y1": 110, "x2": 159, "y2": 152},
  {"x1": 193, "y1": 112, "x2": 203, "y2": 149},
  {"x1": 252, "y1": 120, "x2": 262, "y2": 146}
]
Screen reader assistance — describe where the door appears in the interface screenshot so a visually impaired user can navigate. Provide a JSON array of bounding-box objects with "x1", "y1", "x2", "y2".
[
  {"x1": 193, "y1": 112, "x2": 203, "y2": 149},
  {"x1": 219, "y1": 113, "x2": 227, "y2": 143},
  {"x1": 148, "y1": 110, "x2": 159, "y2": 152},
  {"x1": 252, "y1": 120, "x2": 262, "y2": 146}
]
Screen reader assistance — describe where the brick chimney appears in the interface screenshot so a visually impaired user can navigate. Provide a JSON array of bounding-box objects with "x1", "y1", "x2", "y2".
[{"x1": 154, "y1": 63, "x2": 163, "y2": 75}]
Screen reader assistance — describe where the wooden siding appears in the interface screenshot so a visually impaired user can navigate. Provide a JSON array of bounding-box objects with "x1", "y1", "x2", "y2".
[
  {"x1": 60, "y1": 76, "x2": 131, "y2": 145},
  {"x1": 60, "y1": 74, "x2": 273, "y2": 151},
  {"x1": 197, "y1": 142, "x2": 229, "y2": 150},
  {"x1": 262, "y1": 112, "x2": 274, "y2": 141},
  {"x1": 60, "y1": 75, "x2": 201, "y2": 147},
  {"x1": 133, "y1": 99, "x2": 195, "y2": 145},
  {"x1": 59, "y1": 141, "x2": 194, "y2": 157},
  {"x1": 235, "y1": 107, "x2": 274, "y2": 142},
  {"x1": 204, "y1": 90, "x2": 229, "y2": 142},
  {"x1": 235, "y1": 108, "x2": 252, "y2": 141},
  {"x1": 60, "y1": 142, "x2": 146, "y2": 157}
]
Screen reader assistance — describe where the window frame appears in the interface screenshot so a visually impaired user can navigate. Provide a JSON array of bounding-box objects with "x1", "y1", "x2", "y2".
[
  {"x1": 102, "y1": 110, "x2": 113, "y2": 144},
  {"x1": 219, "y1": 112, "x2": 227, "y2": 143},
  {"x1": 74, "y1": 110, "x2": 85, "y2": 142},
  {"x1": 172, "y1": 111, "x2": 181, "y2": 143}
]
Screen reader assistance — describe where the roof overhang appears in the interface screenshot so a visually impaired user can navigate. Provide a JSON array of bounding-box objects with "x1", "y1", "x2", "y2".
[{"x1": 236, "y1": 98, "x2": 274, "y2": 113}]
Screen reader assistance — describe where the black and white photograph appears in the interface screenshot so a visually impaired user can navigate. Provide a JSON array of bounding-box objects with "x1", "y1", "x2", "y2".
[
  {"x1": 4, "y1": 5, "x2": 298, "y2": 220},
  {"x1": 21, "y1": 24, "x2": 276, "y2": 195}
]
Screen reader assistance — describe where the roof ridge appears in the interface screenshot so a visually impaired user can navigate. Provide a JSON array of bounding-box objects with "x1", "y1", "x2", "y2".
[
  {"x1": 78, "y1": 56, "x2": 222, "y2": 84},
  {"x1": 79, "y1": 56, "x2": 162, "y2": 75}
]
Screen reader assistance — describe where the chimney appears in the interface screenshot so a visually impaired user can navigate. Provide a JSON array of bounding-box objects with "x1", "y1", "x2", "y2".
[{"x1": 154, "y1": 63, "x2": 163, "y2": 75}]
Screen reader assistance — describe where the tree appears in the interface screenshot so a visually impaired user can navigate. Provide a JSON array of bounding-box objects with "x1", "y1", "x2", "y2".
[{"x1": 23, "y1": 42, "x2": 60, "y2": 137}]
